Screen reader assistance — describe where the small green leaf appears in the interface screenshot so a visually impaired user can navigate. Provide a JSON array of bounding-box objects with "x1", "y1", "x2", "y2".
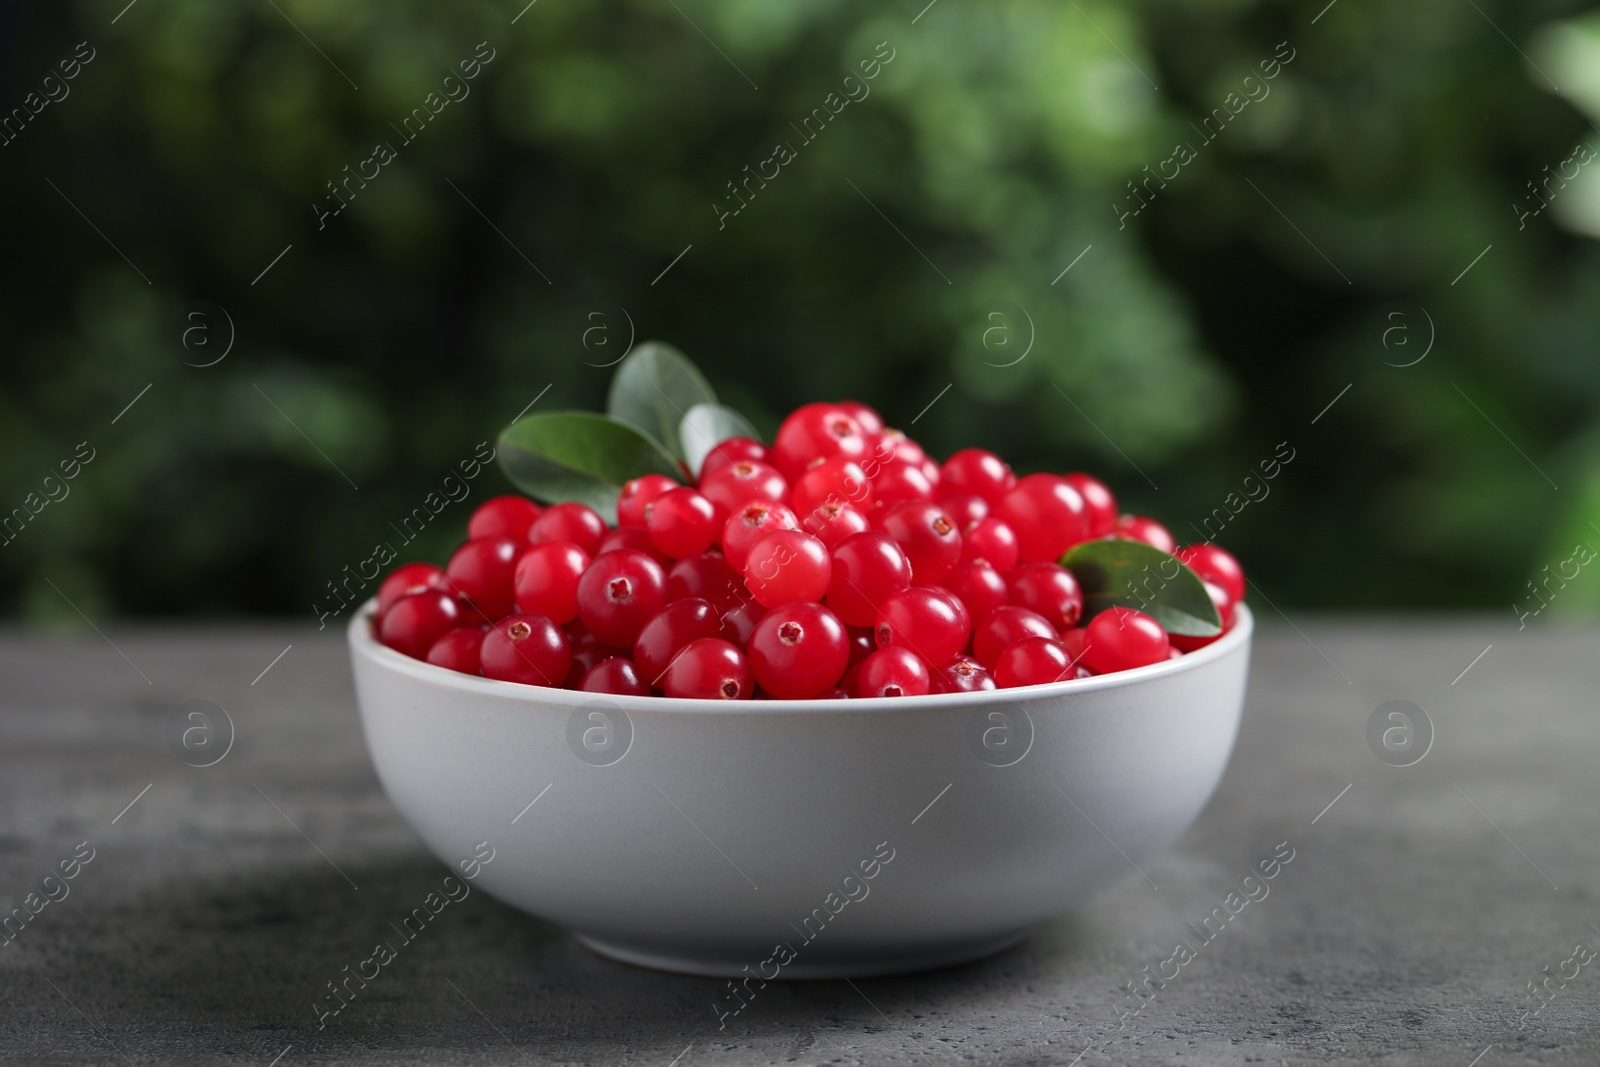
[
  {"x1": 497, "y1": 411, "x2": 682, "y2": 523},
  {"x1": 607, "y1": 341, "x2": 717, "y2": 459},
  {"x1": 680, "y1": 402, "x2": 760, "y2": 476},
  {"x1": 1061, "y1": 539, "x2": 1223, "y2": 636}
]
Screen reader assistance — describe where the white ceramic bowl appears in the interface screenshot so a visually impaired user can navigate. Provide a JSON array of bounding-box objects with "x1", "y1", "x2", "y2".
[{"x1": 349, "y1": 602, "x2": 1252, "y2": 979}]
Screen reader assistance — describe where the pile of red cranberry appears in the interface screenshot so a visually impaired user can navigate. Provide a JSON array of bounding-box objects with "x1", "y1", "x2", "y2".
[{"x1": 373, "y1": 401, "x2": 1245, "y2": 699}]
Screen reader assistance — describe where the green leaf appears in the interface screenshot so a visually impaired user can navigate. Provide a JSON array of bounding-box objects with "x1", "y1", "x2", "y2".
[
  {"x1": 606, "y1": 341, "x2": 717, "y2": 459},
  {"x1": 680, "y1": 402, "x2": 760, "y2": 476},
  {"x1": 497, "y1": 412, "x2": 682, "y2": 523},
  {"x1": 1061, "y1": 539, "x2": 1223, "y2": 637}
]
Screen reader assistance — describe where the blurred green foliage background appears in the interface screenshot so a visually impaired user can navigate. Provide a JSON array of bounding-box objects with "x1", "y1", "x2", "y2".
[{"x1": 3, "y1": 0, "x2": 1600, "y2": 623}]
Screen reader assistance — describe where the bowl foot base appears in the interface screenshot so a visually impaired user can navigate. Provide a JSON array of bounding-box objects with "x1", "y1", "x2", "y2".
[{"x1": 572, "y1": 929, "x2": 1028, "y2": 979}]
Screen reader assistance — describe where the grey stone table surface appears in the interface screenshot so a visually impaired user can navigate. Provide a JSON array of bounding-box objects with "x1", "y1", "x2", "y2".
[{"x1": 1, "y1": 618, "x2": 1597, "y2": 1066}]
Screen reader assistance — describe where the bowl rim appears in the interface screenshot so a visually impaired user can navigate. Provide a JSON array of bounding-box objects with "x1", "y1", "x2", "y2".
[{"x1": 350, "y1": 599, "x2": 1252, "y2": 716}]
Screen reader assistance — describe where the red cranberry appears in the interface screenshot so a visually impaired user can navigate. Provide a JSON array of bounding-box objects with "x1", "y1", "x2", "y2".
[
  {"x1": 380, "y1": 589, "x2": 461, "y2": 659},
  {"x1": 871, "y1": 429, "x2": 927, "y2": 469},
  {"x1": 870, "y1": 460, "x2": 936, "y2": 507},
  {"x1": 993, "y1": 636, "x2": 1071, "y2": 688},
  {"x1": 747, "y1": 602, "x2": 850, "y2": 699},
  {"x1": 660, "y1": 637, "x2": 752, "y2": 700},
  {"x1": 875, "y1": 586, "x2": 971, "y2": 667},
  {"x1": 721, "y1": 501, "x2": 799, "y2": 571},
  {"x1": 996, "y1": 474, "x2": 1089, "y2": 563},
  {"x1": 972, "y1": 605, "x2": 1058, "y2": 668},
  {"x1": 580, "y1": 656, "x2": 651, "y2": 696},
  {"x1": 529, "y1": 502, "x2": 608, "y2": 556},
  {"x1": 854, "y1": 646, "x2": 931, "y2": 698},
  {"x1": 836, "y1": 400, "x2": 884, "y2": 437},
  {"x1": 633, "y1": 598, "x2": 723, "y2": 686},
  {"x1": 743, "y1": 529, "x2": 831, "y2": 608},
  {"x1": 467, "y1": 495, "x2": 542, "y2": 542},
  {"x1": 575, "y1": 548, "x2": 669, "y2": 647},
  {"x1": 565, "y1": 620, "x2": 624, "y2": 685},
  {"x1": 699, "y1": 459, "x2": 787, "y2": 516},
  {"x1": 1007, "y1": 562, "x2": 1084, "y2": 630},
  {"x1": 790, "y1": 456, "x2": 873, "y2": 517},
  {"x1": 801, "y1": 501, "x2": 872, "y2": 549},
  {"x1": 425, "y1": 626, "x2": 483, "y2": 675},
  {"x1": 445, "y1": 537, "x2": 523, "y2": 620},
  {"x1": 878, "y1": 500, "x2": 962, "y2": 584},
  {"x1": 941, "y1": 560, "x2": 1008, "y2": 623},
  {"x1": 825, "y1": 532, "x2": 912, "y2": 627},
  {"x1": 1113, "y1": 515, "x2": 1176, "y2": 554},
  {"x1": 716, "y1": 596, "x2": 766, "y2": 646},
  {"x1": 699, "y1": 436, "x2": 768, "y2": 476},
  {"x1": 1063, "y1": 472, "x2": 1117, "y2": 537},
  {"x1": 936, "y1": 654, "x2": 996, "y2": 693},
  {"x1": 667, "y1": 553, "x2": 747, "y2": 611},
  {"x1": 938, "y1": 493, "x2": 990, "y2": 533},
  {"x1": 596, "y1": 525, "x2": 672, "y2": 568},
  {"x1": 378, "y1": 562, "x2": 447, "y2": 615},
  {"x1": 617, "y1": 474, "x2": 679, "y2": 528},
  {"x1": 1082, "y1": 607, "x2": 1170, "y2": 673},
  {"x1": 1175, "y1": 543, "x2": 1246, "y2": 605},
  {"x1": 939, "y1": 448, "x2": 1015, "y2": 505},
  {"x1": 1059, "y1": 627, "x2": 1090, "y2": 670},
  {"x1": 772, "y1": 402, "x2": 868, "y2": 480},
  {"x1": 513, "y1": 541, "x2": 591, "y2": 625},
  {"x1": 647, "y1": 487, "x2": 720, "y2": 559},
  {"x1": 845, "y1": 624, "x2": 876, "y2": 668},
  {"x1": 479, "y1": 613, "x2": 572, "y2": 687},
  {"x1": 959, "y1": 516, "x2": 1020, "y2": 572}
]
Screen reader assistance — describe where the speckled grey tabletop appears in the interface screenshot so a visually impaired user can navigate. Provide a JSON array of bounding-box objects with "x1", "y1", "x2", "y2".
[{"x1": 0, "y1": 618, "x2": 1595, "y2": 1065}]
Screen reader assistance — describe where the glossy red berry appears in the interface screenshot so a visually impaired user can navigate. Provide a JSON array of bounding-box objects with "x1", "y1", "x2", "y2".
[
  {"x1": 565, "y1": 620, "x2": 624, "y2": 686},
  {"x1": 380, "y1": 589, "x2": 462, "y2": 659},
  {"x1": 633, "y1": 598, "x2": 723, "y2": 686},
  {"x1": 426, "y1": 627, "x2": 484, "y2": 675},
  {"x1": 825, "y1": 532, "x2": 912, "y2": 627},
  {"x1": 875, "y1": 586, "x2": 971, "y2": 667},
  {"x1": 972, "y1": 605, "x2": 1058, "y2": 668},
  {"x1": 870, "y1": 460, "x2": 936, "y2": 508},
  {"x1": 747, "y1": 602, "x2": 850, "y2": 699},
  {"x1": 479, "y1": 612, "x2": 572, "y2": 687},
  {"x1": 996, "y1": 474, "x2": 1089, "y2": 563},
  {"x1": 959, "y1": 516, "x2": 1020, "y2": 572},
  {"x1": 1063, "y1": 472, "x2": 1118, "y2": 538},
  {"x1": 575, "y1": 548, "x2": 669, "y2": 647},
  {"x1": 580, "y1": 656, "x2": 651, "y2": 696},
  {"x1": 854, "y1": 646, "x2": 931, "y2": 698},
  {"x1": 937, "y1": 493, "x2": 989, "y2": 534},
  {"x1": 717, "y1": 596, "x2": 766, "y2": 646},
  {"x1": 936, "y1": 655, "x2": 996, "y2": 694},
  {"x1": 790, "y1": 456, "x2": 872, "y2": 518},
  {"x1": 878, "y1": 500, "x2": 962, "y2": 584},
  {"x1": 699, "y1": 436, "x2": 768, "y2": 476},
  {"x1": 596, "y1": 524, "x2": 673, "y2": 568},
  {"x1": 617, "y1": 474, "x2": 680, "y2": 528},
  {"x1": 772, "y1": 402, "x2": 868, "y2": 480},
  {"x1": 529, "y1": 502, "x2": 608, "y2": 557},
  {"x1": 721, "y1": 501, "x2": 799, "y2": 571},
  {"x1": 1114, "y1": 515, "x2": 1176, "y2": 554},
  {"x1": 1082, "y1": 607, "x2": 1170, "y2": 674},
  {"x1": 1058, "y1": 627, "x2": 1091, "y2": 670},
  {"x1": 699, "y1": 460, "x2": 788, "y2": 516},
  {"x1": 445, "y1": 537, "x2": 523, "y2": 620},
  {"x1": 660, "y1": 637, "x2": 752, "y2": 700},
  {"x1": 513, "y1": 541, "x2": 591, "y2": 624},
  {"x1": 871, "y1": 429, "x2": 927, "y2": 469},
  {"x1": 744, "y1": 529, "x2": 831, "y2": 608},
  {"x1": 467, "y1": 495, "x2": 542, "y2": 542},
  {"x1": 1007, "y1": 562, "x2": 1084, "y2": 630},
  {"x1": 993, "y1": 636, "x2": 1072, "y2": 689},
  {"x1": 378, "y1": 562, "x2": 447, "y2": 615},
  {"x1": 667, "y1": 553, "x2": 747, "y2": 611},
  {"x1": 939, "y1": 449, "x2": 1015, "y2": 506},
  {"x1": 845, "y1": 624, "x2": 876, "y2": 668},
  {"x1": 836, "y1": 400, "x2": 884, "y2": 437},
  {"x1": 941, "y1": 560, "x2": 1008, "y2": 622},
  {"x1": 801, "y1": 500, "x2": 872, "y2": 549},
  {"x1": 647, "y1": 487, "x2": 720, "y2": 559},
  {"x1": 1175, "y1": 543, "x2": 1246, "y2": 605}
]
